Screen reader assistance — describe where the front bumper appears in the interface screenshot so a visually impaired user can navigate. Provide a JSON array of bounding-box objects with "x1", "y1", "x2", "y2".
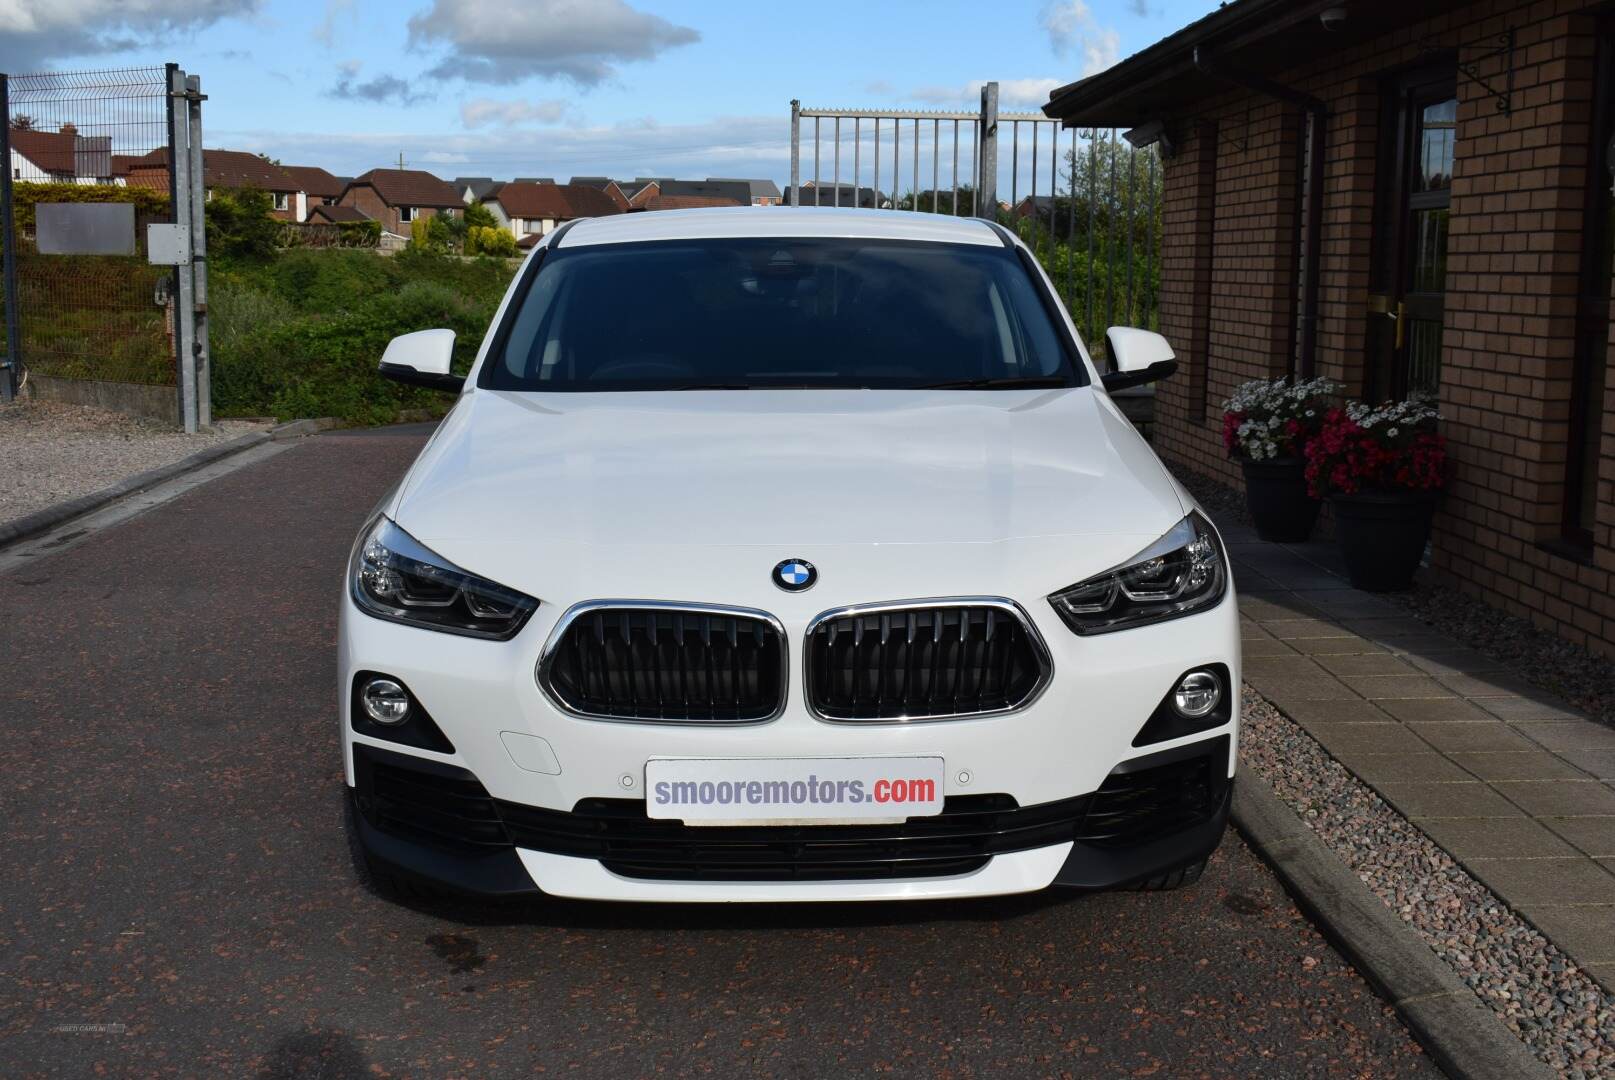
[{"x1": 350, "y1": 735, "x2": 1232, "y2": 901}]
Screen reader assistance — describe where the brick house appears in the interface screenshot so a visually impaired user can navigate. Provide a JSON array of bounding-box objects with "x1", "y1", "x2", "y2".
[
  {"x1": 337, "y1": 168, "x2": 463, "y2": 237},
  {"x1": 1043, "y1": 0, "x2": 1615, "y2": 656},
  {"x1": 482, "y1": 181, "x2": 622, "y2": 239},
  {"x1": 125, "y1": 148, "x2": 301, "y2": 219},
  {"x1": 280, "y1": 165, "x2": 345, "y2": 222}
]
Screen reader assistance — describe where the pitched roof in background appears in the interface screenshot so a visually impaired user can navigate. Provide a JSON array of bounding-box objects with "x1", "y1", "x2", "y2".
[
  {"x1": 9, "y1": 129, "x2": 77, "y2": 174},
  {"x1": 709, "y1": 177, "x2": 783, "y2": 200},
  {"x1": 455, "y1": 176, "x2": 503, "y2": 200},
  {"x1": 568, "y1": 176, "x2": 612, "y2": 188},
  {"x1": 657, "y1": 179, "x2": 753, "y2": 204},
  {"x1": 347, "y1": 167, "x2": 463, "y2": 208},
  {"x1": 517, "y1": 232, "x2": 545, "y2": 249},
  {"x1": 123, "y1": 147, "x2": 299, "y2": 192},
  {"x1": 641, "y1": 194, "x2": 745, "y2": 211},
  {"x1": 308, "y1": 204, "x2": 370, "y2": 224},
  {"x1": 488, "y1": 181, "x2": 623, "y2": 220},
  {"x1": 780, "y1": 184, "x2": 889, "y2": 208},
  {"x1": 513, "y1": 176, "x2": 555, "y2": 184},
  {"x1": 281, "y1": 164, "x2": 345, "y2": 198}
]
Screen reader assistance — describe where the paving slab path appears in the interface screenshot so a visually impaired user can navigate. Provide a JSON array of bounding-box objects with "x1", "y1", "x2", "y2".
[
  {"x1": 0, "y1": 427, "x2": 1439, "y2": 1078},
  {"x1": 1227, "y1": 522, "x2": 1615, "y2": 995}
]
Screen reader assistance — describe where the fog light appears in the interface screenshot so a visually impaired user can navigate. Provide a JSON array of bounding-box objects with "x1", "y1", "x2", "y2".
[
  {"x1": 1173, "y1": 670, "x2": 1222, "y2": 718},
  {"x1": 360, "y1": 678, "x2": 411, "y2": 725}
]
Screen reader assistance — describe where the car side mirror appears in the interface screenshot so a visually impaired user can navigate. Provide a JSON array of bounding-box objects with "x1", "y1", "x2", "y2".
[
  {"x1": 1101, "y1": 327, "x2": 1177, "y2": 392},
  {"x1": 378, "y1": 329, "x2": 464, "y2": 393}
]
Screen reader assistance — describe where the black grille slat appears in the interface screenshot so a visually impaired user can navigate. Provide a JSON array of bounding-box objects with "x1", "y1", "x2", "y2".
[
  {"x1": 544, "y1": 607, "x2": 784, "y2": 722},
  {"x1": 807, "y1": 603, "x2": 1046, "y2": 721}
]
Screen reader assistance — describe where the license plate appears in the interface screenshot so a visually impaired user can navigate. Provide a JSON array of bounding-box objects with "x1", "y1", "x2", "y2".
[{"x1": 645, "y1": 756, "x2": 945, "y2": 824}]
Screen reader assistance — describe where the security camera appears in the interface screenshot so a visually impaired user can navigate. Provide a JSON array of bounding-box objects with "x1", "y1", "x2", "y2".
[{"x1": 1320, "y1": 6, "x2": 1348, "y2": 31}]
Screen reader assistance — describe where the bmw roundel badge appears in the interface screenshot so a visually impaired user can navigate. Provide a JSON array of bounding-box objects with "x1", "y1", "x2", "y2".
[{"x1": 773, "y1": 558, "x2": 817, "y2": 592}]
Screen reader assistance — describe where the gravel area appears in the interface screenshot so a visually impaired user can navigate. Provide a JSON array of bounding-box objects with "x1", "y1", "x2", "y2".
[
  {"x1": 1240, "y1": 686, "x2": 1615, "y2": 1078},
  {"x1": 1177, "y1": 468, "x2": 1615, "y2": 728},
  {"x1": 0, "y1": 399, "x2": 268, "y2": 526}
]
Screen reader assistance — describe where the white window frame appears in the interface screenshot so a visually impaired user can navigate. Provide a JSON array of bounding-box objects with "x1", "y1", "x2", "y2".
[
  {"x1": 399, "y1": 206, "x2": 416, "y2": 223},
  {"x1": 273, "y1": 192, "x2": 290, "y2": 211}
]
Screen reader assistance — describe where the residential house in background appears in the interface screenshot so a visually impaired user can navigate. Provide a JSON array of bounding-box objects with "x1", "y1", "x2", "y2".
[
  {"x1": 569, "y1": 176, "x2": 633, "y2": 210},
  {"x1": 708, "y1": 177, "x2": 784, "y2": 205},
  {"x1": 454, "y1": 176, "x2": 503, "y2": 204},
  {"x1": 781, "y1": 184, "x2": 889, "y2": 208},
  {"x1": 307, "y1": 204, "x2": 370, "y2": 225},
  {"x1": 125, "y1": 148, "x2": 301, "y2": 219},
  {"x1": 638, "y1": 194, "x2": 745, "y2": 211},
  {"x1": 624, "y1": 179, "x2": 664, "y2": 208},
  {"x1": 658, "y1": 179, "x2": 754, "y2": 205},
  {"x1": 483, "y1": 181, "x2": 621, "y2": 240},
  {"x1": 337, "y1": 168, "x2": 463, "y2": 238},
  {"x1": 1042, "y1": 0, "x2": 1615, "y2": 657},
  {"x1": 9, "y1": 125, "x2": 114, "y2": 184},
  {"x1": 281, "y1": 164, "x2": 345, "y2": 222}
]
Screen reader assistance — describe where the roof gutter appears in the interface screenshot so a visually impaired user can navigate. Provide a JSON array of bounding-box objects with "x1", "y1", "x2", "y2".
[{"x1": 1192, "y1": 46, "x2": 1327, "y2": 380}]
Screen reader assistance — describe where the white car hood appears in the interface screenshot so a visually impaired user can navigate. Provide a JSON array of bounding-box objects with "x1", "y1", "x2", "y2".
[{"x1": 389, "y1": 387, "x2": 1188, "y2": 607}]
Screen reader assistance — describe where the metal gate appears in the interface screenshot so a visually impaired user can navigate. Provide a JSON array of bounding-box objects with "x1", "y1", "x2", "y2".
[
  {"x1": 0, "y1": 64, "x2": 210, "y2": 430},
  {"x1": 789, "y1": 83, "x2": 1159, "y2": 359}
]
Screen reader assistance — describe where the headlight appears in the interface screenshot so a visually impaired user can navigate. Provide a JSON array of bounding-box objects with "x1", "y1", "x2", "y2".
[
  {"x1": 349, "y1": 517, "x2": 538, "y2": 640},
  {"x1": 1048, "y1": 511, "x2": 1226, "y2": 634}
]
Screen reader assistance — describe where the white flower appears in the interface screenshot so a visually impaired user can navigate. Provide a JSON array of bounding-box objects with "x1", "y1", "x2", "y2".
[{"x1": 1387, "y1": 427, "x2": 1399, "y2": 437}]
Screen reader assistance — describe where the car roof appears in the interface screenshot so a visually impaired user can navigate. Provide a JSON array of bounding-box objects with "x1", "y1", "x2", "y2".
[{"x1": 554, "y1": 206, "x2": 1004, "y2": 249}]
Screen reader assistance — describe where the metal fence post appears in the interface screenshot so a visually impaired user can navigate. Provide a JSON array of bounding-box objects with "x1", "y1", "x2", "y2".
[
  {"x1": 167, "y1": 64, "x2": 197, "y2": 433},
  {"x1": 789, "y1": 99, "x2": 801, "y2": 207},
  {"x1": 187, "y1": 73, "x2": 210, "y2": 427},
  {"x1": 977, "y1": 82, "x2": 998, "y2": 220},
  {"x1": 0, "y1": 73, "x2": 20, "y2": 403}
]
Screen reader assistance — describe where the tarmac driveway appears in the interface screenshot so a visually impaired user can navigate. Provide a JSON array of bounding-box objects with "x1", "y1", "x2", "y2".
[{"x1": 0, "y1": 426, "x2": 1440, "y2": 1078}]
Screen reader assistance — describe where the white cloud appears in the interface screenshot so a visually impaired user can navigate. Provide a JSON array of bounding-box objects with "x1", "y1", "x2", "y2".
[
  {"x1": 407, "y1": 0, "x2": 699, "y2": 87},
  {"x1": 0, "y1": 0, "x2": 258, "y2": 67},
  {"x1": 1039, "y1": 0, "x2": 1121, "y2": 77},
  {"x1": 460, "y1": 98, "x2": 574, "y2": 128},
  {"x1": 910, "y1": 78, "x2": 1063, "y2": 108}
]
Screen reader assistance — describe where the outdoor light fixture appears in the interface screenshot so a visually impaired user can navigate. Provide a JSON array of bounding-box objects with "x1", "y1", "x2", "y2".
[
  {"x1": 1320, "y1": 6, "x2": 1349, "y2": 31},
  {"x1": 360, "y1": 677, "x2": 411, "y2": 725},
  {"x1": 1123, "y1": 120, "x2": 1175, "y2": 159},
  {"x1": 1173, "y1": 671, "x2": 1222, "y2": 719}
]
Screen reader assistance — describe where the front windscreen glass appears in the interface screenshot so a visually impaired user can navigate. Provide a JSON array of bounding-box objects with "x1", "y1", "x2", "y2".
[{"x1": 481, "y1": 238, "x2": 1085, "y2": 391}]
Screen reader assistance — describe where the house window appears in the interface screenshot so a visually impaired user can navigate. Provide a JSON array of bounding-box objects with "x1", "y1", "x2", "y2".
[
  {"x1": 399, "y1": 206, "x2": 416, "y2": 223},
  {"x1": 1567, "y1": 25, "x2": 1615, "y2": 549},
  {"x1": 273, "y1": 192, "x2": 289, "y2": 211}
]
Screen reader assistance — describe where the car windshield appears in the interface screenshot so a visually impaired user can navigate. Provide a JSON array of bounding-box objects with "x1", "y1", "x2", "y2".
[{"x1": 480, "y1": 237, "x2": 1086, "y2": 392}]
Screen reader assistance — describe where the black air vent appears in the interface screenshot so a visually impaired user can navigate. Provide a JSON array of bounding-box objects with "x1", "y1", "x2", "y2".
[
  {"x1": 805, "y1": 602, "x2": 1049, "y2": 720},
  {"x1": 541, "y1": 606, "x2": 786, "y2": 722}
]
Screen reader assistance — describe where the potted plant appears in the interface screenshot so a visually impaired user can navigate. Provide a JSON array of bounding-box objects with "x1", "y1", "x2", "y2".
[
  {"x1": 1304, "y1": 398, "x2": 1447, "y2": 591},
  {"x1": 1222, "y1": 377, "x2": 1338, "y2": 542}
]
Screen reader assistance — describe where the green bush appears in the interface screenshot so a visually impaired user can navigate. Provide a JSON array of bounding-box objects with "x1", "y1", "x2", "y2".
[
  {"x1": 206, "y1": 188, "x2": 280, "y2": 260},
  {"x1": 209, "y1": 247, "x2": 517, "y2": 424},
  {"x1": 466, "y1": 225, "x2": 517, "y2": 257}
]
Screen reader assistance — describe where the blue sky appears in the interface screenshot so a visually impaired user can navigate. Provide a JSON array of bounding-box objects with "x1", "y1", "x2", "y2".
[{"x1": 3, "y1": 0, "x2": 1217, "y2": 186}]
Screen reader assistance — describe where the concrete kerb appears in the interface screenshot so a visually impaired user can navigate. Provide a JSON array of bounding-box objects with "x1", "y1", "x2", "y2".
[
  {"x1": 1230, "y1": 778, "x2": 1554, "y2": 1080},
  {"x1": 0, "y1": 417, "x2": 341, "y2": 550}
]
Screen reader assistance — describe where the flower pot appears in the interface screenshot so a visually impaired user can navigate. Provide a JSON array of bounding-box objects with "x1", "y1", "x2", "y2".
[
  {"x1": 1240, "y1": 457, "x2": 1321, "y2": 543},
  {"x1": 1329, "y1": 490, "x2": 1438, "y2": 592}
]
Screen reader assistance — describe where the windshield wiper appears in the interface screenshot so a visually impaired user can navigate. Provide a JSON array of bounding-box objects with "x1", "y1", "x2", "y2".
[{"x1": 920, "y1": 376, "x2": 1070, "y2": 390}]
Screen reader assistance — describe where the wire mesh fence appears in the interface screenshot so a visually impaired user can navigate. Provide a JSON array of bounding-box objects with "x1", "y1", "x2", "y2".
[
  {"x1": 2, "y1": 66, "x2": 177, "y2": 388},
  {"x1": 790, "y1": 97, "x2": 1160, "y2": 361}
]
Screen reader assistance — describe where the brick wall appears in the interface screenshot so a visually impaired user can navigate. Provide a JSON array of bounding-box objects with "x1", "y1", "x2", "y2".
[{"x1": 1153, "y1": 0, "x2": 1615, "y2": 656}]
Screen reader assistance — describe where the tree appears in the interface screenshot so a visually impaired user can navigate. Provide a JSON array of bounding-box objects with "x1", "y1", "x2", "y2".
[
  {"x1": 10, "y1": 115, "x2": 36, "y2": 131},
  {"x1": 463, "y1": 201, "x2": 498, "y2": 230},
  {"x1": 206, "y1": 187, "x2": 279, "y2": 260}
]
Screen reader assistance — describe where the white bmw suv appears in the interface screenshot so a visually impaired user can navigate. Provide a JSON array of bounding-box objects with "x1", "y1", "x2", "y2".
[{"x1": 341, "y1": 208, "x2": 1238, "y2": 904}]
